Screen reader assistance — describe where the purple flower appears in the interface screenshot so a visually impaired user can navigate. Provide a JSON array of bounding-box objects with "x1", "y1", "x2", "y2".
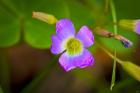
[{"x1": 50, "y1": 19, "x2": 94, "y2": 71}]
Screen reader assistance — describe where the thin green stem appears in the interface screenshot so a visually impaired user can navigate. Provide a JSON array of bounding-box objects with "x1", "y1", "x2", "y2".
[
  {"x1": 110, "y1": 51, "x2": 116, "y2": 90},
  {"x1": 110, "y1": 0, "x2": 117, "y2": 34},
  {"x1": 104, "y1": 0, "x2": 109, "y2": 14},
  {"x1": 109, "y1": 0, "x2": 118, "y2": 90}
]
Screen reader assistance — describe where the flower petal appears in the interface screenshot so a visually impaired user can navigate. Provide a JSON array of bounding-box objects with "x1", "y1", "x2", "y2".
[
  {"x1": 74, "y1": 49, "x2": 94, "y2": 68},
  {"x1": 135, "y1": 20, "x2": 140, "y2": 35},
  {"x1": 59, "y1": 49, "x2": 94, "y2": 71},
  {"x1": 76, "y1": 26, "x2": 94, "y2": 47},
  {"x1": 56, "y1": 19, "x2": 75, "y2": 40},
  {"x1": 50, "y1": 35, "x2": 65, "y2": 55}
]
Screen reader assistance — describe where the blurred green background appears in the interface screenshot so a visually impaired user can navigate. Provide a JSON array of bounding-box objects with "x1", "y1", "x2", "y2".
[{"x1": 0, "y1": 0, "x2": 140, "y2": 93}]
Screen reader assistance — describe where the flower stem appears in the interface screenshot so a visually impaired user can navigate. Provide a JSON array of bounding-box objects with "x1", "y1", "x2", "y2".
[
  {"x1": 104, "y1": 0, "x2": 109, "y2": 14},
  {"x1": 110, "y1": 0, "x2": 117, "y2": 34},
  {"x1": 109, "y1": 0, "x2": 118, "y2": 90}
]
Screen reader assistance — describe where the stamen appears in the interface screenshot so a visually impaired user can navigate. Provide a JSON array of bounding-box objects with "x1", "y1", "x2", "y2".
[{"x1": 66, "y1": 38, "x2": 83, "y2": 55}]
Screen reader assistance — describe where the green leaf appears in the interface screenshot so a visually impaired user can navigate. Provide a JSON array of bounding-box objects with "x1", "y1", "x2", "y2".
[
  {"x1": 115, "y1": 0, "x2": 140, "y2": 19},
  {"x1": 0, "y1": 23, "x2": 20, "y2": 47},
  {"x1": 67, "y1": 0, "x2": 95, "y2": 29},
  {"x1": 121, "y1": 61, "x2": 140, "y2": 82},
  {"x1": 0, "y1": 5, "x2": 20, "y2": 47},
  {"x1": 24, "y1": 19, "x2": 55, "y2": 49}
]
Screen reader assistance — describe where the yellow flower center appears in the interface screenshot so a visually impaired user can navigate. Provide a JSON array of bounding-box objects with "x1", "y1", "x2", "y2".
[{"x1": 66, "y1": 38, "x2": 83, "y2": 55}]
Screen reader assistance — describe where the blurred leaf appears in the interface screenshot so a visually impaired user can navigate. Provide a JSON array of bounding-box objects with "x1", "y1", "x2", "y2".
[
  {"x1": 121, "y1": 61, "x2": 140, "y2": 82},
  {"x1": 0, "y1": 86, "x2": 4, "y2": 93},
  {"x1": 24, "y1": 19, "x2": 55, "y2": 49},
  {"x1": 0, "y1": 5, "x2": 20, "y2": 47},
  {"x1": 0, "y1": 22, "x2": 20, "y2": 47},
  {"x1": 67, "y1": 0, "x2": 94, "y2": 29},
  {"x1": 115, "y1": 0, "x2": 140, "y2": 19},
  {"x1": 0, "y1": 0, "x2": 73, "y2": 48}
]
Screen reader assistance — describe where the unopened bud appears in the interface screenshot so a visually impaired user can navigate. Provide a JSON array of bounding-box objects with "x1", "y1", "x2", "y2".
[
  {"x1": 119, "y1": 19, "x2": 140, "y2": 35},
  {"x1": 94, "y1": 27, "x2": 133, "y2": 48},
  {"x1": 121, "y1": 61, "x2": 140, "y2": 82},
  {"x1": 94, "y1": 27, "x2": 114, "y2": 38},
  {"x1": 32, "y1": 12, "x2": 58, "y2": 24},
  {"x1": 114, "y1": 35, "x2": 133, "y2": 48}
]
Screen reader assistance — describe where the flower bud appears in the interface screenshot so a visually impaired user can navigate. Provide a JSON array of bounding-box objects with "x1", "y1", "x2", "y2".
[
  {"x1": 121, "y1": 61, "x2": 140, "y2": 82},
  {"x1": 32, "y1": 12, "x2": 58, "y2": 24},
  {"x1": 114, "y1": 35, "x2": 133, "y2": 48},
  {"x1": 94, "y1": 27, "x2": 114, "y2": 37},
  {"x1": 94, "y1": 27, "x2": 133, "y2": 48},
  {"x1": 119, "y1": 19, "x2": 140, "y2": 35}
]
